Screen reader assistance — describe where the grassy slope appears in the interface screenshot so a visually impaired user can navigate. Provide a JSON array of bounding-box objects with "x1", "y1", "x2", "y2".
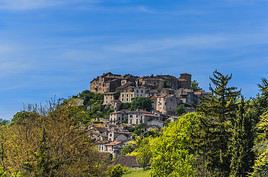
[{"x1": 123, "y1": 168, "x2": 151, "y2": 177}]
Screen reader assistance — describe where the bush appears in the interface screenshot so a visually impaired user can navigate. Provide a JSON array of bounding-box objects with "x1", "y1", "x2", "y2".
[{"x1": 108, "y1": 164, "x2": 128, "y2": 177}]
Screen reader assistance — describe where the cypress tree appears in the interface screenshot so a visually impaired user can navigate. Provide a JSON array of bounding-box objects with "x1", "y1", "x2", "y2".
[{"x1": 229, "y1": 96, "x2": 255, "y2": 176}]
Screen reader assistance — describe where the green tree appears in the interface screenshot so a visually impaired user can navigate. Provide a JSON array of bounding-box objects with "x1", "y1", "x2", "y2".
[
  {"x1": 108, "y1": 164, "x2": 128, "y2": 177},
  {"x1": 251, "y1": 112, "x2": 268, "y2": 176},
  {"x1": 191, "y1": 80, "x2": 202, "y2": 91},
  {"x1": 134, "y1": 138, "x2": 152, "y2": 169},
  {"x1": 229, "y1": 97, "x2": 255, "y2": 176},
  {"x1": 131, "y1": 97, "x2": 153, "y2": 112},
  {"x1": 176, "y1": 104, "x2": 186, "y2": 116},
  {"x1": 2, "y1": 102, "x2": 110, "y2": 177},
  {"x1": 150, "y1": 113, "x2": 204, "y2": 177},
  {"x1": 0, "y1": 120, "x2": 9, "y2": 126},
  {"x1": 198, "y1": 70, "x2": 241, "y2": 176}
]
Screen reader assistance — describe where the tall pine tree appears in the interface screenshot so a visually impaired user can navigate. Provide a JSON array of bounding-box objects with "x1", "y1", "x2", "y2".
[{"x1": 198, "y1": 70, "x2": 241, "y2": 177}]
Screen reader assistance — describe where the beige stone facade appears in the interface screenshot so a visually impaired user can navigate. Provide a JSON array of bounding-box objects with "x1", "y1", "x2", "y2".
[
  {"x1": 156, "y1": 95, "x2": 179, "y2": 115},
  {"x1": 119, "y1": 86, "x2": 148, "y2": 103}
]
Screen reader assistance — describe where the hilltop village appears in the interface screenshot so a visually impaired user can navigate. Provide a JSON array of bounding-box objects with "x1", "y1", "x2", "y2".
[{"x1": 86, "y1": 72, "x2": 206, "y2": 159}]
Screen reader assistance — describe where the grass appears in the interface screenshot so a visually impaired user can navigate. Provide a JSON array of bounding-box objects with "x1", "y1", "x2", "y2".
[{"x1": 123, "y1": 168, "x2": 151, "y2": 177}]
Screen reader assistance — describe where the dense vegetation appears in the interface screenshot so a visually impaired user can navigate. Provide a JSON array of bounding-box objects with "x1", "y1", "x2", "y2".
[
  {"x1": 132, "y1": 71, "x2": 268, "y2": 177},
  {"x1": 1, "y1": 70, "x2": 268, "y2": 176},
  {"x1": 0, "y1": 100, "x2": 111, "y2": 177}
]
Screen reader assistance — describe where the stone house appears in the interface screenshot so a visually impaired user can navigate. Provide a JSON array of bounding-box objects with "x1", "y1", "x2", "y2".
[
  {"x1": 127, "y1": 111, "x2": 162, "y2": 125},
  {"x1": 108, "y1": 131, "x2": 132, "y2": 142},
  {"x1": 119, "y1": 86, "x2": 148, "y2": 103},
  {"x1": 90, "y1": 72, "x2": 137, "y2": 94},
  {"x1": 109, "y1": 111, "x2": 129, "y2": 125},
  {"x1": 97, "y1": 140, "x2": 124, "y2": 158},
  {"x1": 156, "y1": 94, "x2": 179, "y2": 115},
  {"x1": 113, "y1": 156, "x2": 141, "y2": 168},
  {"x1": 103, "y1": 92, "x2": 120, "y2": 105}
]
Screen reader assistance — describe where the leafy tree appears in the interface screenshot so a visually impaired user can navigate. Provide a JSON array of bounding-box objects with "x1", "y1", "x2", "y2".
[
  {"x1": 150, "y1": 113, "x2": 203, "y2": 177},
  {"x1": 130, "y1": 97, "x2": 153, "y2": 112},
  {"x1": 198, "y1": 70, "x2": 241, "y2": 176},
  {"x1": 133, "y1": 138, "x2": 152, "y2": 169},
  {"x1": 108, "y1": 164, "x2": 128, "y2": 177},
  {"x1": 77, "y1": 90, "x2": 113, "y2": 119},
  {"x1": 1, "y1": 102, "x2": 110, "y2": 177}
]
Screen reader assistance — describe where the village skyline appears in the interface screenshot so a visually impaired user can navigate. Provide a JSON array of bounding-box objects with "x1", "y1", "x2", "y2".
[{"x1": 1, "y1": 0, "x2": 268, "y2": 119}]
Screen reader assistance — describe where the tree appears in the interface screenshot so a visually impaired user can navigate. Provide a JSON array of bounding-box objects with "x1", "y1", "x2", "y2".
[
  {"x1": 176, "y1": 104, "x2": 186, "y2": 116},
  {"x1": 150, "y1": 113, "x2": 203, "y2": 177},
  {"x1": 77, "y1": 90, "x2": 113, "y2": 119},
  {"x1": 130, "y1": 97, "x2": 153, "y2": 112},
  {"x1": 1, "y1": 102, "x2": 110, "y2": 177},
  {"x1": 251, "y1": 112, "x2": 268, "y2": 176},
  {"x1": 0, "y1": 120, "x2": 9, "y2": 126},
  {"x1": 191, "y1": 80, "x2": 202, "y2": 91},
  {"x1": 229, "y1": 97, "x2": 255, "y2": 176},
  {"x1": 108, "y1": 164, "x2": 128, "y2": 177},
  {"x1": 198, "y1": 70, "x2": 241, "y2": 176},
  {"x1": 133, "y1": 138, "x2": 152, "y2": 169}
]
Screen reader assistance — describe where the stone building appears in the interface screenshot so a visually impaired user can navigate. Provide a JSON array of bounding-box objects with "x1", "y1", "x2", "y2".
[
  {"x1": 119, "y1": 86, "x2": 148, "y2": 103},
  {"x1": 178, "y1": 73, "x2": 192, "y2": 89},
  {"x1": 109, "y1": 111, "x2": 129, "y2": 124},
  {"x1": 90, "y1": 72, "x2": 137, "y2": 94},
  {"x1": 127, "y1": 111, "x2": 162, "y2": 125},
  {"x1": 103, "y1": 92, "x2": 120, "y2": 105},
  {"x1": 138, "y1": 75, "x2": 179, "y2": 90},
  {"x1": 156, "y1": 94, "x2": 179, "y2": 115}
]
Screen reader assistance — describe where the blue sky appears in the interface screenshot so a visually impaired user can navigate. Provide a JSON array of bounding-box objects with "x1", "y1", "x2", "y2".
[{"x1": 1, "y1": 0, "x2": 268, "y2": 119}]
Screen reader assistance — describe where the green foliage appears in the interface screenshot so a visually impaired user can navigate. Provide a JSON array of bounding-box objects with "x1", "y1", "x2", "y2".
[
  {"x1": 120, "y1": 103, "x2": 131, "y2": 110},
  {"x1": 229, "y1": 97, "x2": 255, "y2": 176},
  {"x1": 128, "y1": 124, "x2": 146, "y2": 137},
  {"x1": 150, "y1": 113, "x2": 203, "y2": 177},
  {"x1": 11, "y1": 111, "x2": 40, "y2": 125},
  {"x1": 134, "y1": 138, "x2": 152, "y2": 169},
  {"x1": 77, "y1": 90, "x2": 113, "y2": 119},
  {"x1": 108, "y1": 164, "x2": 128, "y2": 177},
  {"x1": 198, "y1": 70, "x2": 241, "y2": 176},
  {"x1": 0, "y1": 102, "x2": 110, "y2": 177},
  {"x1": 130, "y1": 97, "x2": 153, "y2": 112},
  {"x1": 0, "y1": 120, "x2": 9, "y2": 126},
  {"x1": 191, "y1": 80, "x2": 202, "y2": 91},
  {"x1": 123, "y1": 168, "x2": 150, "y2": 177},
  {"x1": 176, "y1": 104, "x2": 186, "y2": 116},
  {"x1": 0, "y1": 166, "x2": 22, "y2": 177},
  {"x1": 121, "y1": 144, "x2": 136, "y2": 156},
  {"x1": 251, "y1": 112, "x2": 268, "y2": 176}
]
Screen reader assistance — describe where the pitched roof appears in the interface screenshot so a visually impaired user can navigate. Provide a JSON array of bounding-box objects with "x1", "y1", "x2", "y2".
[{"x1": 114, "y1": 156, "x2": 141, "y2": 168}]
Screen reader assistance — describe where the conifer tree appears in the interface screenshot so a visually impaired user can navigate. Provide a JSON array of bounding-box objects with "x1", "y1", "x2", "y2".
[
  {"x1": 198, "y1": 70, "x2": 241, "y2": 176},
  {"x1": 229, "y1": 97, "x2": 255, "y2": 176},
  {"x1": 252, "y1": 112, "x2": 268, "y2": 176}
]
